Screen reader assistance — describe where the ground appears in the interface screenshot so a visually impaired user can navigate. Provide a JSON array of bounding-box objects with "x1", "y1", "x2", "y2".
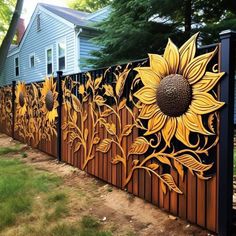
[{"x1": 0, "y1": 133, "x2": 213, "y2": 236}]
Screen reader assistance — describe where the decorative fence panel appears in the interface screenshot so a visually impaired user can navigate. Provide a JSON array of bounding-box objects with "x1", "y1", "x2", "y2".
[{"x1": 0, "y1": 32, "x2": 235, "y2": 235}]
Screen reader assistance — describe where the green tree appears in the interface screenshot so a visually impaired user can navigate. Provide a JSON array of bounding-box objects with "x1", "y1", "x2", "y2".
[
  {"x1": 87, "y1": 0, "x2": 236, "y2": 68},
  {"x1": 0, "y1": 0, "x2": 24, "y2": 74},
  {"x1": 68, "y1": 0, "x2": 112, "y2": 13},
  {"x1": 0, "y1": 0, "x2": 16, "y2": 44}
]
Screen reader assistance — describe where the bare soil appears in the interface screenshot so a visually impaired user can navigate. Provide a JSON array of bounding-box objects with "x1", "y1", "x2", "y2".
[{"x1": 0, "y1": 133, "x2": 213, "y2": 236}]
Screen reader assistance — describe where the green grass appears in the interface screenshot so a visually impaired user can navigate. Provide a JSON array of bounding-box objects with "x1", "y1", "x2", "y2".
[
  {"x1": 0, "y1": 145, "x2": 23, "y2": 155},
  {"x1": 0, "y1": 156, "x2": 61, "y2": 231}
]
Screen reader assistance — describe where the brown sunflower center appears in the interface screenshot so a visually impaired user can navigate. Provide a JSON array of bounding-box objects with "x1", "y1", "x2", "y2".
[
  {"x1": 45, "y1": 90, "x2": 54, "y2": 111},
  {"x1": 19, "y1": 92, "x2": 25, "y2": 107},
  {"x1": 156, "y1": 74, "x2": 191, "y2": 117}
]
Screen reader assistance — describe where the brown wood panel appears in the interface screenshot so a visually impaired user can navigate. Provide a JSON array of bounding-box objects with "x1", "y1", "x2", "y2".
[
  {"x1": 107, "y1": 112, "x2": 112, "y2": 183},
  {"x1": 145, "y1": 159, "x2": 152, "y2": 202},
  {"x1": 196, "y1": 178, "x2": 206, "y2": 228},
  {"x1": 178, "y1": 172, "x2": 187, "y2": 219},
  {"x1": 111, "y1": 111, "x2": 117, "y2": 186},
  {"x1": 121, "y1": 106, "x2": 127, "y2": 188},
  {"x1": 187, "y1": 171, "x2": 197, "y2": 223},
  {"x1": 158, "y1": 167, "x2": 164, "y2": 209},
  {"x1": 132, "y1": 107, "x2": 139, "y2": 196},
  {"x1": 116, "y1": 109, "x2": 122, "y2": 188},
  {"x1": 206, "y1": 175, "x2": 217, "y2": 232},
  {"x1": 127, "y1": 110, "x2": 133, "y2": 193},
  {"x1": 138, "y1": 158, "x2": 145, "y2": 199},
  {"x1": 170, "y1": 169, "x2": 178, "y2": 216},
  {"x1": 152, "y1": 172, "x2": 159, "y2": 206},
  {"x1": 98, "y1": 106, "x2": 104, "y2": 179},
  {"x1": 103, "y1": 106, "x2": 108, "y2": 182}
]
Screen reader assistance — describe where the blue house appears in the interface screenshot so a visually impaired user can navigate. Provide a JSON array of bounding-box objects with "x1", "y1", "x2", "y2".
[{"x1": 0, "y1": 3, "x2": 110, "y2": 85}]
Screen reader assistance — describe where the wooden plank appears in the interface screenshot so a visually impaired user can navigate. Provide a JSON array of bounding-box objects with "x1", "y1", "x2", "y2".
[
  {"x1": 132, "y1": 107, "x2": 139, "y2": 196},
  {"x1": 206, "y1": 175, "x2": 217, "y2": 232},
  {"x1": 111, "y1": 111, "x2": 117, "y2": 186},
  {"x1": 170, "y1": 169, "x2": 178, "y2": 216},
  {"x1": 98, "y1": 106, "x2": 104, "y2": 179},
  {"x1": 116, "y1": 109, "x2": 122, "y2": 188},
  {"x1": 178, "y1": 171, "x2": 187, "y2": 219},
  {"x1": 196, "y1": 178, "x2": 206, "y2": 228},
  {"x1": 138, "y1": 155, "x2": 145, "y2": 199},
  {"x1": 152, "y1": 171, "x2": 159, "y2": 206},
  {"x1": 127, "y1": 110, "x2": 133, "y2": 193},
  {"x1": 187, "y1": 171, "x2": 197, "y2": 223},
  {"x1": 121, "y1": 106, "x2": 127, "y2": 189},
  {"x1": 106, "y1": 112, "x2": 112, "y2": 183}
]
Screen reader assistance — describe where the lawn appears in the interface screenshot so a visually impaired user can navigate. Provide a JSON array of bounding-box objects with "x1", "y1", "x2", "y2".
[{"x1": 0, "y1": 145, "x2": 112, "y2": 236}]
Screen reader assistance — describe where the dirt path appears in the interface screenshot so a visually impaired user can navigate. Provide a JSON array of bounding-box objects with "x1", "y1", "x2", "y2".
[{"x1": 0, "y1": 133, "x2": 212, "y2": 236}]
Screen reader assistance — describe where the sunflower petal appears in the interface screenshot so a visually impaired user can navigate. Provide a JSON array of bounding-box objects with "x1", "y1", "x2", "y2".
[
  {"x1": 148, "y1": 54, "x2": 169, "y2": 78},
  {"x1": 163, "y1": 39, "x2": 180, "y2": 74},
  {"x1": 134, "y1": 87, "x2": 157, "y2": 105},
  {"x1": 192, "y1": 72, "x2": 224, "y2": 93},
  {"x1": 135, "y1": 67, "x2": 161, "y2": 89},
  {"x1": 139, "y1": 104, "x2": 160, "y2": 119},
  {"x1": 144, "y1": 110, "x2": 166, "y2": 135},
  {"x1": 190, "y1": 92, "x2": 224, "y2": 115},
  {"x1": 183, "y1": 47, "x2": 217, "y2": 85},
  {"x1": 161, "y1": 117, "x2": 176, "y2": 147},
  {"x1": 182, "y1": 109, "x2": 212, "y2": 135},
  {"x1": 175, "y1": 117, "x2": 191, "y2": 146},
  {"x1": 179, "y1": 32, "x2": 199, "y2": 74}
]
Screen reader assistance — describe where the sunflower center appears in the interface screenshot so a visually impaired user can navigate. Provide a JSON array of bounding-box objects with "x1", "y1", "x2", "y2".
[
  {"x1": 156, "y1": 74, "x2": 191, "y2": 117},
  {"x1": 45, "y1": 90, "x2": 54, "y2": 111},
  {"x1": 19, "y1": 92, "x2": 25, "y2": 107}
]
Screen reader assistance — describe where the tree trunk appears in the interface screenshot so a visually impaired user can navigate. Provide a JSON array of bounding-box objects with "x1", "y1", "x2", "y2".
[
  {"x1": 184, "y1": 0, "x2": 192, "y2": 37},
  {"x1": 0, "y1": 0, "x2": 24, "y2": 75}
]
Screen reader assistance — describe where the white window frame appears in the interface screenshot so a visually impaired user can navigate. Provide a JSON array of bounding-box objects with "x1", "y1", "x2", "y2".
[
  {"x1": 45, "y1": 46, "x2": 53, "y2": 76},
  {"x1": 14, "y1": 55, "x2": 20, "y2": 77},
  {"x1": 29, "y1": 53, "x2": 35, "y2": 68},
  {"x1": 56, "y1": 38, "x2": 67, "y2": 72}
]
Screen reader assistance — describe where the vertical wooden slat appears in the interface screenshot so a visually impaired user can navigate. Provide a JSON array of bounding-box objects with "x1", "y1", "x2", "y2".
[
  {"x1": 187, "y1": 172, "x2": 197, "y2": 223},
  {"x1": 178, "y1": 172, "x2": 187, "y2": 219},
  {"x1": 170, "y1": 169, "x2": 178, "y2": 215},
  {"x1": 196, "y1": 178, "x2": 206, "y2": 227}
]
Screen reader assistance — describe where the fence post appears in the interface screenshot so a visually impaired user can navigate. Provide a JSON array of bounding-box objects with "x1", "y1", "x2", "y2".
[
  {"x1": 218, "y1": 30, "x2": 236, "y2": 235},
  {"x1": 56, "y1": 71, "x2": 63, "y2": 162},
  {"x1": 11, "y1": 80, "x2": 16, "y2": 139}
]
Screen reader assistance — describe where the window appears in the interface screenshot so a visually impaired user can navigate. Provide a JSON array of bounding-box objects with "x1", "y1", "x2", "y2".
[
  {"x1": 57, "y1": 41, "x2": 66, "y2": 71},
  {"x1": 46, "y1": 47, "x2": 53, "y2": 75},
  {"x1": 14, "y1": 56, "x2": 19, "y2": 77},
  {"x1": 36, "y1": 13, "x2": 41, "y2": 31},
  {"x1": 29, "y1": 53, "x2": 35, "y2": 68}
]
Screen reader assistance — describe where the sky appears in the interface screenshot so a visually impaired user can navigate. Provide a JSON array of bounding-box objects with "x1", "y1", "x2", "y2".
[{"x1": 21, "y1": 0, "x2": 68, "y2": 26}]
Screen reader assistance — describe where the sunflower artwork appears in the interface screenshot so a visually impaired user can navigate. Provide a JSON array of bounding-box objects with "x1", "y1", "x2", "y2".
[
  {"x1": 0, "y1": 85, "x2": 13, "y2": 135},
  {"x1": 14, "y1": 77, "x2": 58, "y2": 146},
  {"x1": 130, "y1": 32, "x2": 224, "y2": 193},
  {"x1": 62, "y1": 33, "x2": 224, "y2": 194}
]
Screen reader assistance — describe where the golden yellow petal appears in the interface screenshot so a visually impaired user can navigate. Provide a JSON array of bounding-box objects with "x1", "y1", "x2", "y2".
[
  {"x1": 161, "y1": 117, "x2": 176, "y2": 147},
  {"x1": 135, "y1": 67, "x2": 161, "y2": 89},
  {"x1": 190, "y1": 92, "x2": 224, "y2": 115},
  {"x1": 192, "y1": 71, "x2": 224, "y2": 93},
  {"x1": 182, "y1": 109, "x2": 212, "y2": 135},
  {"x1": 144, "y1": 110, "x2": 166, "y2": 135},
  {"x1": 175, "y1": 117, "x2": 191, "y2": 146},
  {"x1": 134, "y1": 87, "x2": 157, "y2": 105},
  {"x1": 163, "y1": 38, "x2": 180, "y2": 74},
  {"x1": 178, "y1": 32, "x2": 199, "y2": 74},
  {"x1": 148, "y1": 54, "x2": 169, "y2": 78},
  {"x1": 139, "y1": 104, "x2": 160, "y2": 119},
  {"x1": 183, "y1": 47, "x2": 217, "y2": 85}
]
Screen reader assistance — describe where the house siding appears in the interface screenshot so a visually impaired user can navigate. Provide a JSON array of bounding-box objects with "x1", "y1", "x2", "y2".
[{"x1": 1, "y1": 9, "x2": 75, "y2": 85}]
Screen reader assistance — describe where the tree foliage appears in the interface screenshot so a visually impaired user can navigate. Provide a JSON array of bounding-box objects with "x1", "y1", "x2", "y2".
[
  {"x1": 68, "y1": 0, "x2": 112, "y2": 13},
  {"x1": 0, "y1": 0, "x2": 16, "y2": 44},
  {"x1": 76, "y1": 0, "x2": 236, "y2": 68},
  {"x1": 0, "y1": 0, "x2": 24, "y2": 74}
]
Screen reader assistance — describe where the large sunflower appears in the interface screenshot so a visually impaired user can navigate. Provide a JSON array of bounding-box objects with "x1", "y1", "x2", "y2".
[
  {"x1": 134, "y1": 33, "x2": 224, "y2": 147},
  {"x1": 41, "y1": 77, "x2": 58, "y2": 123},
  {"x1": 15, "y1": 82, "x2": 27, "y2": 116}
]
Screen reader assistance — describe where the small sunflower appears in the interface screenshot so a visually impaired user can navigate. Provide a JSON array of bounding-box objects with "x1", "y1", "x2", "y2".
[
  {"x1": 15, "y1": 82, "x2": 27, "y2": 116},
  {"x1": 41, "y1": 77, "x2": 58, "y2": 123},
  {"x1": 134, "y1": 33, "x2": 224, "y2": 147}
]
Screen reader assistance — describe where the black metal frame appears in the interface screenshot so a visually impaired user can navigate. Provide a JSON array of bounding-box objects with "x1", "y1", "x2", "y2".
[
  {"x1": 219, "y1": 30, "x2": 236, "y2": 236},
  {"x1": 56, "y1": 71, "x2": 63, "y2": 162}
]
